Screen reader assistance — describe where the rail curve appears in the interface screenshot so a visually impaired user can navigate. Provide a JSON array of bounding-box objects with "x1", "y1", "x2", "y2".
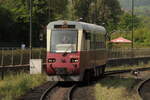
[
  {"x1": 138, "y1": 78, "x2": 150, "y2": 100},
  {"x1": 68, "y1": 84, "x2": 77, "y2": 100},
  {"x1": 40, "y1": 82, "x2": 58, "y2": 100},
  {"x1": 40, "y1": 82, "x2": 77, "y2": 100}
]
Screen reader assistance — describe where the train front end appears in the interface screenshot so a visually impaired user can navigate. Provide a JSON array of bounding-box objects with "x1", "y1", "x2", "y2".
[{"x1": 46, "y1": 21, "x2": 81, "y2": 81}]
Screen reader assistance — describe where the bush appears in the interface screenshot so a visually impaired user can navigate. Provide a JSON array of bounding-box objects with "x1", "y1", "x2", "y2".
[{"x1": 0, "y1": 73, "x2": 46, "y2": 100}]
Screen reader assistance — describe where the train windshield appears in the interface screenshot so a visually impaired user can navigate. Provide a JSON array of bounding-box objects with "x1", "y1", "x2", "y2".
[{"x1": 51, "y1": 30, "x2": 78, "y2": 53}]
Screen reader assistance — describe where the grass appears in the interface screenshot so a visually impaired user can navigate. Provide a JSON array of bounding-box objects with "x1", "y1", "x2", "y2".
[
  {"x1": 95, "y1": 77, "x2": 141, "y2": 100},
  {"x1": 94, "y1": 62, "x2": 150, "y2": 100},
  {"x1": 0, "y1": 73, "x2": 47, "y2": 100}
]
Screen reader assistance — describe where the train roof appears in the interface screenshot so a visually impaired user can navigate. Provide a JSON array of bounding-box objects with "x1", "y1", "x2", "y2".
[{"x1": 47, "y1": 20, "x2": 106, "y2": 34}]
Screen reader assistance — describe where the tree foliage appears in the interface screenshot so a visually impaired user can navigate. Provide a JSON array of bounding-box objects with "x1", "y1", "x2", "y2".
[
  {"x1": 0, "y1": 0, "x2": 50, "y2": 45},
  {"x1": 73, "y1": 0, "x2": 122, "y2": 31},
  {"x1": 0, "y1": 6, "x2": 14, "y2": 41},
  {"x1": 1, "y1": 0, "x2": 29, "y2": 23},
  {"x1": 118, "y1": 13, "x2": 141, "y2": 31},
  {"x1": 2, "y1": 0, "x2": 146, "y2": 47}
]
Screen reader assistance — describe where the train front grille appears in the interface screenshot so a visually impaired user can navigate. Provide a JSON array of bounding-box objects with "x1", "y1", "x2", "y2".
[{"x1": 54, "y1": 68, "x2": 67, "y2": 75}]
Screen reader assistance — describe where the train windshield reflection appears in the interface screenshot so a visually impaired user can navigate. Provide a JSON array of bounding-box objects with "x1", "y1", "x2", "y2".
[{"x1": 51, "y1": 30, "x2": 77, "y2": 53}]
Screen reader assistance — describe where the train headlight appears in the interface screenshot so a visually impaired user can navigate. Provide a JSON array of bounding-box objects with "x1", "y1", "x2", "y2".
[
  {"x1": 70, "y1": 58, "x2": 78, "y2": 63},
  {"x1": 48, "y1": 58, "x2": 56, "y2": 63}
]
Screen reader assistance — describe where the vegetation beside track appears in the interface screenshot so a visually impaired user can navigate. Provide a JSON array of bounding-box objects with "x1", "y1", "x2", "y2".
[
  {"x1": 95, "y1": 77, "x2": 141, "y2": 100},
  {"x1": 95, "y1": 62, "x2": 150, "y2": 100},
  {"x1": 0, "y1": 73, "x2": 46, "y2": 100}
]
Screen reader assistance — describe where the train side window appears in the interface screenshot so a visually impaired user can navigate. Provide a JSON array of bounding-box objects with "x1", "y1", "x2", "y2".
[
  {"x1": 90, "y1": 33, "x2": 96, "y2": 50},
  {"x1": 95, "y1": 33, "x2": 105, "y2": 49},
  {"x1": 85, "y1": 32, "x2": 91, "y2": 40},
  {"x1": 83, "y1": 31, "x2": 91, "y2": 51}
]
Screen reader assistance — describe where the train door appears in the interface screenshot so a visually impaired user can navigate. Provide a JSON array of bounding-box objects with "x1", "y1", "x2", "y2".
[
  {"x1": 83, "y1": 31, "x2": 91, "y2": 68},
  {"x1": 81, "y1": 31, "x2": 92, "y2": 81},
  {"x1": 93, "y1": 34, "x2": 97, "y2": 77}
]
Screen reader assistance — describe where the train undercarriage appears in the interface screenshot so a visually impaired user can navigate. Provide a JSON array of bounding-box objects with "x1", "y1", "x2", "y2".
[{"x1": 47, "y1": 65, "x2": 106, "y2": 81}]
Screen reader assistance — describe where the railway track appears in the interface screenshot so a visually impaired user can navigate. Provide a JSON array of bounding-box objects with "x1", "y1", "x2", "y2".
[
  {"x1": 18, "y1": 67, "x2": 150, "y2": 100},
  {"x1": 105, "y1": 67, "x2": 150, "y2": 76},
  {"x1": 18, "y1": 82, "x2": 55, "y2": 100},
  {"x1": 40, "y1": 82, "x2": 59, "y2": 100},
  {"x1": 40, "y1": 67, "x2": 150, "y2": 100},
  {"x1": 68, "y1": 84, "x2": 77, "y2": 100},
  {"x1": 40, "y1": 82, "x2": 77, "y2": 100},
  {"x1": 138, "y1": 78, "x2": 150, "y2": 100},
  {"x1": 39, "y1": 68, "x2": 148, "y2": 100}
]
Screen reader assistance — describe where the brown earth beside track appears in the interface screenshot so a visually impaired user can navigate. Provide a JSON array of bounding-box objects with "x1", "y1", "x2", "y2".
[
  {"x1": 47, "y1": 87, "x2": 70, "y2": 100},
  {"x1": 72, "y1": 83, "x2": 95, "y2": 100},
  {"x1": 40, "y1": 82, "x2": 76, "y2": 100}
]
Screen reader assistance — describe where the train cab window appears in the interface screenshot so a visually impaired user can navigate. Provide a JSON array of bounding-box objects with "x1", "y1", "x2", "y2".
[{"x1": 50, "y1": 30, "x2": 78, "y2": 53}]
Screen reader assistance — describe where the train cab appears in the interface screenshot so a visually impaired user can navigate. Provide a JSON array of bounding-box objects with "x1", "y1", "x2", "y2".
[{"x1": 46, "y1": 20, "x2": 107, "y2": 81}]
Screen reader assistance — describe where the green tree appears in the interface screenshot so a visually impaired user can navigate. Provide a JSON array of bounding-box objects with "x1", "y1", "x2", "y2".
[
  {"x1": 74, "y1": 0, "x2": 122, "y2": 31},
  {"x1": 0, "y1": 0, "x2": 123, "y2": 46},
  {"x1": 0, "y1": 6, "x2": 14, "y2": 41},
  {"x1": 1, "y1": 0, "x2": 31, "y2": 44},
  {"x1": 48, "y1": 0, "x2": 68, "y2": 20},
  {"x1": 66, "y1": 0, "x2": 78, "y2": 20},
  {"x1": 1, "y1": 0, "x2": 29, "y2": 23},
  {"x1": 118, "y1": 13, "x2": 141, "y2": 31},
  {"x1": 73, "y1": 0, "x2": 92, "y2": 22},
  {"x1": 1, "y1": 0, "x2": 49, "y2": 45}
]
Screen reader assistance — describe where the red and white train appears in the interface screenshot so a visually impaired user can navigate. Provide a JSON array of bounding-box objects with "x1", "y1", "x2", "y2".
[{"x1": 46, "y1": 20, "x2": 107, "y2": 81}]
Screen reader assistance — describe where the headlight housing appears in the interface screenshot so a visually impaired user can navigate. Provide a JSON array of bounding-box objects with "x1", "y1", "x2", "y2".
[
  {"x1": 48, "y1": 58, "x2": 56, "y2": 63},
  {"x1": 70, "y1": 58, "x2": 78, "y2": 63}
]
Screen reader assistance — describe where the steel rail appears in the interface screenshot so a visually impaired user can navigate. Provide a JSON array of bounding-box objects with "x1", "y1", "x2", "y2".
[
  {"x1": 68, "y1": 84, "x2": 77, "y2": 100},
  {"x1": 105, "y1": 67, "x2": 150, "y2": 76},
  {"x1": 40, "y1": 82, "x2": 58, "y2": 100},
  {"x1": 138, "y1": 77, "x2": 150, "y2": 100}
]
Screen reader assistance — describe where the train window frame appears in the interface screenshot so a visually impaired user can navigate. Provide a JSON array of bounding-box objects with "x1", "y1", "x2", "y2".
[
  {"x1": 90, "y1": 32, "x2": 106, "y2": 50},
  {"x1": 90, "y1": 33, "x2": 96, "y2": 50},
  {"x1": 84, "y1": 31, "x2": 91, "y2": 40},
  {"x1": 50, "y1": 29, "x2": 78, "y2": 53},
  {"x1": 95, "y1": 33, "x2": 105, "y2": 49}
]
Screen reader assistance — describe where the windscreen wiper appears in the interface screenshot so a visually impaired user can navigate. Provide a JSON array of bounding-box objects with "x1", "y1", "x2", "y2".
[{"x1": 62, "y1": 44, "x2": 73, "y2": 57}]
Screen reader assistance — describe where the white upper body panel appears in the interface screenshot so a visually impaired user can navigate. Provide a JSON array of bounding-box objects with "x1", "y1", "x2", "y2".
[{"x1": 47, "y1": 20, "x2": 106, "y2": 34}]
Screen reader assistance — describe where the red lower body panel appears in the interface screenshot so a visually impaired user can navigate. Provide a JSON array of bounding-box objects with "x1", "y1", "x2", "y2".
[
  {"x1": 46, "y1": 50, "x2": 107, "y2": 76},
  {"x1": 46, "y1": 52, "x2": 80, "y2": 75}
]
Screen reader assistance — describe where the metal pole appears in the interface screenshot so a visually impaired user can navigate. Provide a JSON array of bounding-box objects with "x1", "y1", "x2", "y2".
[
  {"x1": 11, "y1": 48, "x2": 14, "y2": 65},
  {"x1": 131, "y1": 0, "x2": 134, "y2": 48},
  {"x1": 48, "y1": 0, "x2": 50, "y2": 21},
  {"x1": 39, "y1": 49, "x2": 42, "y2": 59},
  {"x1": 29, "y1": 0, "x2": 32, "y2": 60},
  {"x1": 1, "y1": 49, "x2": 4, "y2": 80},
  {"x1": 1, "y1": 48, "x2": 3, "y2": 66},
  {"x1": 131, "y1": 0, "x2": 134, "y2": 59},
  {"x1": 20, "y1": 50, "x2": 23, "y2": 65}
]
